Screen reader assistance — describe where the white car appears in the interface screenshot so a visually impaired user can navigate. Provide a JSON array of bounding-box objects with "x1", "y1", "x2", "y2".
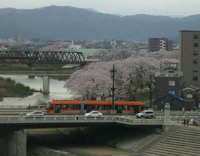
[
  {"x1": 84, "y1": 111, "x2": 103, "y2": 117},
  {"x1": 136, "y1": 110, "x2": 155, "y2": 119},
  {"x1": 25, "y1": 111, "x2": 44, "y2": 117}
]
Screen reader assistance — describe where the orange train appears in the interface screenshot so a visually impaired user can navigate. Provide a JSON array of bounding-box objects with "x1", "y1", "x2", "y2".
[{"x1": 46, "y1": 100, "x2": 143, "y2": 114}]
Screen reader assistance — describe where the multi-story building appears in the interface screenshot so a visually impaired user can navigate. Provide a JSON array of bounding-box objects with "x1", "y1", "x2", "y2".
[
  {"x1": 179, "y1": 30, "x2": 200, "y2": 87},
  {"x1": 154, "y1": 63, "x2": 183, "y2": 98},
  {"x1": 153, "y1": 63, "x2": 184, "y2": 110},
  {"x1": 149, "y1": 38, "x2": 173, "y2": 52}
]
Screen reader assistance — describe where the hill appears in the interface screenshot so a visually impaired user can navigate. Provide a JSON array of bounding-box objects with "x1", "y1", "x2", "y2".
[{"x1": 0, "y1": 6, "x2": 200, "y2": 42}]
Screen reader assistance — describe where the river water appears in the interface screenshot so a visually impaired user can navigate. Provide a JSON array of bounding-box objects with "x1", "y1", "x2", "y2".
[{"x1": 0, "y1": 75, "x2": 74, "y2": 108}]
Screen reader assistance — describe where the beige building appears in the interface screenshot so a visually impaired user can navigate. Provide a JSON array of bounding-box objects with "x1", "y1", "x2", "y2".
[{"x1": 179, "y1": 30, "x2": 200, "y2": 87}]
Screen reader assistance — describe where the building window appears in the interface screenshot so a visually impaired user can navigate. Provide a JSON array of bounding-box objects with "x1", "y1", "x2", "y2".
[
  {"x1": 193, "y1": 76, "x2": 198, "y2": 80},
  {"x1": 193, "y1": 51, "x2": 198, "y2": 56},
  {"x1": 169, "y1": 70, "x2": 174, "y2": 73},
  {"x1": 193, "y1": 59, "x2": 198, "y2": 64},
  {"x1": 169, "y1": 80, "x2": 175, "y2": 86},
  {"x1": 194, "y1": 34, "x2": 199, "y2": 39},
  {"x1": 193, "y1": 43, "x2": 199, "y2": 47},
  {"x1": 168, "y1": 63, "x2": 177, "y2": 68},
  {"x1": 193, "y1": 68, "x2": 198, "y2": 72},
  {"x1": 186, "y1": 94, "x2": 193, "y2": 98},
  {"x1": 169, "y1": 91, "x2": 175, "y2": 94}
]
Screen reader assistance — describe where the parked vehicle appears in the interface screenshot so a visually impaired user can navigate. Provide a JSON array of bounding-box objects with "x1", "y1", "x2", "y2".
[
  {"x1": 25, "y1": 111, "x2": 44, "y2": 117},
  {"x1": 136, "y1": 110, "x2": 155, "y2": 119},
  {"x1": 189, "y1": 119, "x2": 199, "y2": 126},
  {"x1": 84, "y1": 111, "x2": 103, "y2": 117}
]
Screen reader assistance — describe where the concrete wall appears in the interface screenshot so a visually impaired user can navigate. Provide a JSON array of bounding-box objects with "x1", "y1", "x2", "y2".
[{"x1": 0, "y1": 130, "x2": 26, "y2": 156}]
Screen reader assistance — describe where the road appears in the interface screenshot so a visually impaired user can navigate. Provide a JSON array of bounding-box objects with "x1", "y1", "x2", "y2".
[{"x1": 0, "y1": 109, "x2": 199, "y2": 121}]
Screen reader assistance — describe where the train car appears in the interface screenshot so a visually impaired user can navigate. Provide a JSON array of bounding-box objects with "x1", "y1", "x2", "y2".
[{"x1": 46, "y1": 100, "x2": 143, "y2": 114}]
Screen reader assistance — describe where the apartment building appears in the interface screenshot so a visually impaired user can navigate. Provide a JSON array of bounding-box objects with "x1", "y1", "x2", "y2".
[
  {"x1": 149, "y1": 38, "x2": 173, "y2": 52},
  {"x1": 179, "y1": 30, "x2": 200, "y2": 87}
]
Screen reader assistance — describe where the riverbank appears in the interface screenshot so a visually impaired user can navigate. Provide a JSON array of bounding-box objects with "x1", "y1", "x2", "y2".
[
  {"x1": 0, "y1": 77, "x2": 34, "y2": 100},
  {"x1": 0, "y1": 64, "x2": 64, "y2": 70}
]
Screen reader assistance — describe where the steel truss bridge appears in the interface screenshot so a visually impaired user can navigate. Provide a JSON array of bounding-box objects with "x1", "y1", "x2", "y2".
[{"x1": 0, "y1": 51, "x2": 86, "y2": 65}]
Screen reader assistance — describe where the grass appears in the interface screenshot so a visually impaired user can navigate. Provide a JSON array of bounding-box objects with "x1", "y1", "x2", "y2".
[
  {"x1": 0, "y1": 64, "x2": 65, "y2": 70},
  {"x1": 0, "y1": 64, "x2": 29, "y2": 70},
  {"x1": 0, "y1": 77, "x2": 33, "y2": 97}
]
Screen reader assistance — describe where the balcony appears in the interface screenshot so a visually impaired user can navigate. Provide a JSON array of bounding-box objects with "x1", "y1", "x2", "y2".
[{"x1": 155, "y1": 71, "x2": 183, "y2": 77}]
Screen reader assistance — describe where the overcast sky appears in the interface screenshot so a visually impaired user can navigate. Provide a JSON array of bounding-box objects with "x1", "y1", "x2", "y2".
[{"x1": 0, "y1": 0, "x2": 200, "y2": 16}]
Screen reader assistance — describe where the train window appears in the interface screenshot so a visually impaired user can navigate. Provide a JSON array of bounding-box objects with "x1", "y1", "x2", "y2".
[
  {"x1": 73, "y1": 105, "x2": 81, "y2": 109},
  {"x1": 68, "y1": 105, "x2": 74, "y2": 110},
  {"x1": 86, "y1": 105, "x2": 92, "y2": 112},
  {"x1": 129, "y1": 105, "x2": 134, "y2": 110},
  {"x1": 97, "y1": 105, "x2": 103, "y2": 110},
  {"x1": 92, "y1": 105, "x2": 98, "y2": 110},
  {"x1": 123, "y1": 105, "x2": 128, "y2": 110},
  {"x1": 61, "y1": 104, "x2": 73, "y2": 110},
  {"x1": 61, "y1": 105, "x2": 67, "y2": 109},
  {"x1": 49, "y1": 104, "x2": 53, "y2": 110},
  {"x1": 117, "y1": 105, "x2": 123, "y2": 110},
  {"x1": 104, "y1": 105, "x2": 111, "y2": 110}
]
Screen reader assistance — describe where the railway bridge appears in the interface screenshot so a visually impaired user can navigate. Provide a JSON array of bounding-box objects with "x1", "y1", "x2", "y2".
[
  {"x1": 0, "y1": 51, "x2": 87, "y2": 94},
  {"x1": 0, "y1": 51, "x2": 86, "y2": 65}
]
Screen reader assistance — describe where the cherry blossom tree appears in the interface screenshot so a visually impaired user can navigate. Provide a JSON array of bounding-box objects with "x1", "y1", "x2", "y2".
[{"x1": 65, "y1": 49, "x2": 178, "y2": 100}]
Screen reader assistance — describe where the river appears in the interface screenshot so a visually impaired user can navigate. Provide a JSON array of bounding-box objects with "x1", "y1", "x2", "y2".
[{"x1": 0, "y1": 75, "x2": 74, "y2": 108}]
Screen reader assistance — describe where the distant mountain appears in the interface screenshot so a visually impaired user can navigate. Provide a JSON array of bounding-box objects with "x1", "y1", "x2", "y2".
[{"x1": 0, "y1": 6, "x2": 200, "y2": 42}]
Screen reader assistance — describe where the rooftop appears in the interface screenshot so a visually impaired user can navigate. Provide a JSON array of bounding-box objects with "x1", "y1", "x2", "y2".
[{"x1": 180, "y1": 30, "x2": 200, "y2": 32}]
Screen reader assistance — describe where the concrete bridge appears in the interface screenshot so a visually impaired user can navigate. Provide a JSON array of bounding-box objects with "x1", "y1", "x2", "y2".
[
  {"x1": 1, "y1": 109, "x2": 198, "y2": 156},
  {"x1": 0, "y1": 69, "x2": 74, "y2": 94},
  {"x1": 0, "y1": 115, "x2": 164, "y2": 156},
  {"x1": 0, "y1": 115, "x2": 164, "y2": 129}
]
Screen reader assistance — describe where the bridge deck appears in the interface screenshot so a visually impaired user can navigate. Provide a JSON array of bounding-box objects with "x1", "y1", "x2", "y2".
[{"x1": 0, "y1": 116, "x2": 164, "y2": 129}]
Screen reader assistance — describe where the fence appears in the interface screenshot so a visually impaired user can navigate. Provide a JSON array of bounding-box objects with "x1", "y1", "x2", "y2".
[{"x1": 0, "y1": 116, "x2": 164, "y2": 126}]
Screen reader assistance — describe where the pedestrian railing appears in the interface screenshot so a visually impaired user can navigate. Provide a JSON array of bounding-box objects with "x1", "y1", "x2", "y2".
[
  {"x1": 0, "y1": 116, "x2": 164, "y2": 126},
  {"x1": 155, "y1": 112, "x2": 200, "y2": 116},
  {"x1": 114, "y1": 116, "x2": 164, "y2": 125}
]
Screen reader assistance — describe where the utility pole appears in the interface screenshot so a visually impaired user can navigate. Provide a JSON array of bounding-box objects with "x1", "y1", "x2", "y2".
[
  {"x1": 149, "y1": 73, "x2": 153, "y2": 108},
  {"x1": 111, "y1": 64, "x2": 116, "y2": 110}
]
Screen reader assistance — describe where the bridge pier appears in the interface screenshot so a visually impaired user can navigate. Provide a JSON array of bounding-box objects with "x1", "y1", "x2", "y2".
[
  {"x1": 43, "y1": 75, "x2": 50, "y2": 94},
  {"x1": 0, "y1": 129, "x2": 27, "y2": 156}
]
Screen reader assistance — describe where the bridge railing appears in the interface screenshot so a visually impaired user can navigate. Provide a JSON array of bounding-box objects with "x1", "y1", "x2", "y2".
[
  {"x1": 0, "y1": 116, "x2": 114, "y2": 122},
  {"x1": 0, "y1": 116, "x2": 164, "y2": 126},
  {"x1": 155, "y1": 112, "x2": 200, "y2": 116},
  {"x1": 115, "y1": 116, "x2": 164, "y2": 125}
]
